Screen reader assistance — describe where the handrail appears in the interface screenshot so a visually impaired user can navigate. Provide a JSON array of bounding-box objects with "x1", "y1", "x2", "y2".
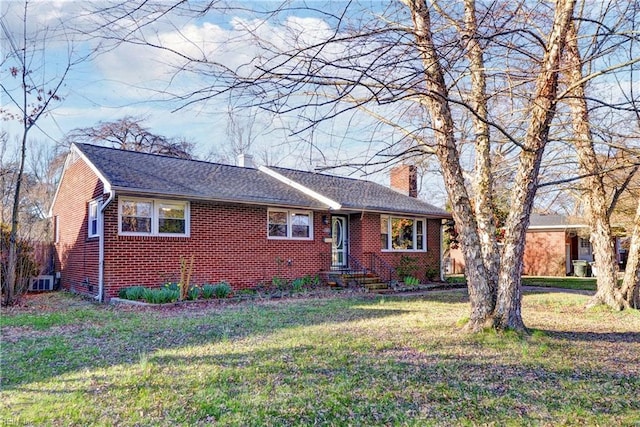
[{"x1": 368, "y1": 252, "x2": 396, "y2": 284}]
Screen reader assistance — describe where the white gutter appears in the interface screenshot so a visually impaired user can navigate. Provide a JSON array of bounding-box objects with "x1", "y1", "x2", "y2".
[
  {"x1": 258, "y1": 166, "x2": 342, "y2": 210},
  {"x1": 96, "y1": 188, "x2": 114, "y2": 302},
  {"x1": 440, "y1": 221, "x2": 445, "y2": 281}
]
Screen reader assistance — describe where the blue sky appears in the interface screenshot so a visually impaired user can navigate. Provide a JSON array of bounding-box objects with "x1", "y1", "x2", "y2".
[{"x1": 1, "y1": 1, "x2": 448, "y2": 202}]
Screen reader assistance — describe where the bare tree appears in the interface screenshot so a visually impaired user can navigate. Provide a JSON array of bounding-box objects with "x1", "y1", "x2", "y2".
[
  {"x1": 95, "y1": 0, "x2": 640, "y2": 325},
  {"x1": 0, "y1": 1, "x2": 91, "y2": 305},
  {"x1": 92, "y1": 0, "x2": 586, "y2": 331},
  {"x1": 65, "y1": 116, "x2": 195, "y2": 159}
]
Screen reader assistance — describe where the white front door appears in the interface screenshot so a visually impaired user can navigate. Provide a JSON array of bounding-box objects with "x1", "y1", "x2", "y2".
[{"x1": 331, "y1": 216, "x2": 348, "y2": 268}]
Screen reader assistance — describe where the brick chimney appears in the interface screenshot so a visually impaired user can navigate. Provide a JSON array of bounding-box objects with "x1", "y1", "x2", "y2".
[
  {"x1": 237, "y1": 153, "x2": 255, "y2": 168},
  {"x1": 390, "y1": 164, "x2": 418, "y2": 197}
]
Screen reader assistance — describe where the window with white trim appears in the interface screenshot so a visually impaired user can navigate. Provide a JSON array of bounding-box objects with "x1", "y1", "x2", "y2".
[
  {"x1": 119, "y1": 198, "x2": 189, "y2": 236},
  {"x1": 381, "y1": 215, "x2": 427, "y2": 251},
  {"x1": 88, "y1": 200, "x2": 99, "y2": 238},
  {"x1": 268, "y1": 209, "x2": 312, "y2": 239}
]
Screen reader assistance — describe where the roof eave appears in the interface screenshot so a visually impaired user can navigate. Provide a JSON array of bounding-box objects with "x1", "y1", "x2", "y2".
[{"x1": 111, "y1": 186, "x2": 330, "y2": 211}]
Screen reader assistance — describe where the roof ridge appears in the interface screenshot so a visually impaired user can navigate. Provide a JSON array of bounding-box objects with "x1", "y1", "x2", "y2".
[
  {"x1": 74, "y1": 143, "x2": 255, "y2": 170},
  {"x1": 269, "y1": 165, "x2": 375, "y2": 184}
]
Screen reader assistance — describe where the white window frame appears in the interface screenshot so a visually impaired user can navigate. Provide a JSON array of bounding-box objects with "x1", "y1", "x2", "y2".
[
  {"x1": 88, "y1": 200, "x2": 100, "y2": 238},
  {"x1": 381, "y1": 215, "x2": 427, "y2": 252},
  {"x1": 267, "y1": 209, "x2": 313, "y2": 240},
  {"x1": 118, "y1": 197, "x2": 190, "y2": 237}
]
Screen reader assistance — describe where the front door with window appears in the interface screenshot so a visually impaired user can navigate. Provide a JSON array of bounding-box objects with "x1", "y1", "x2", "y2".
[{"x1": 331, "y1": 216, "x2": 348, "y2": 269}]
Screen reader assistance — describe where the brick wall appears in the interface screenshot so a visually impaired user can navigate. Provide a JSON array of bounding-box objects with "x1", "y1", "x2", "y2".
[
  {"x1": 51, "y1": 155, "x2": 103, "y2": 297},
  {"x1": 352, "y1": 213, "x2": 442, "y2": 281},
  {"x1": 449, "y1": 230, "x2": 569, "y2": 277},
  {"x1": 102, "y1": 198, "x2": 333, "y2": 298},
  {"x1": 390, "y1": 164, "x2": 418, "y2": 197},
  {"x1": 523, "y1": 230, "x2": 567, "y2": 276},
  {"x1": 52, "y1": 154, "x2": 446, "y2": 300}
]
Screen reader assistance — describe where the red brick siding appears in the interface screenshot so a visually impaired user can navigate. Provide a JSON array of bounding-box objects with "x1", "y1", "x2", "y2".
[
  {"x1": 450, "y1": 230, "x2": 569, "y2": 277},
  {"x1": 523, "y1": 230, "x2": 567, "y2": 276},
  {"x1": 102, "y1": 198, "x2": 333, "y2": 298},
  {"x1": 390, "y1": 165, "x2": 418, "y2": 197},
  {"x1": 51, "y1": 156, "x2": 103, "y2": 297},
  {"x1": 52, "y1": 155, "x2": 446, "y2": 299},
  {"x1": 352, "y1": 213, "x2": 442, "y2": 281}
]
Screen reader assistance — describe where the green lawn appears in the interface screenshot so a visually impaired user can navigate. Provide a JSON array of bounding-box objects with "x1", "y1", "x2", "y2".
[
  {"x1": 2, "y1": 290, "x2": 639, "y2": 426},
  {"x1": 521, "y1": 276, "x2": 598, "y2": 291},
  {"x1": 446, "y1": 274, "x2": 599, "y2": 291}
]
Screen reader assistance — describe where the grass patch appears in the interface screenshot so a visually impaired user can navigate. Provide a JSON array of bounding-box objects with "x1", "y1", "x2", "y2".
[
  {"x1": 521, "y1": 276, "x2": 597, "y2": 291},
  {"x1": 2, "y1": 290, "x2": 639, "y2": 425},
  {"x1": 446, "y1": 275, "x2": 599, "y2": 291}
]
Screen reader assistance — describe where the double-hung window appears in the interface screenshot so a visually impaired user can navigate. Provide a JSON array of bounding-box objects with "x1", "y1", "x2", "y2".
[
  {"x1": 268, "y1": 209, "x2": 312, "y2": 239},
  {"x1": 380, "y1": 215, "x2": 426, "y2": 251},
  {"x1": 88, "y1": 200, "x2": 100, "y2": 238},
  {"x1": 119, "y1": 198, "x2": 189, "y2": 237}
]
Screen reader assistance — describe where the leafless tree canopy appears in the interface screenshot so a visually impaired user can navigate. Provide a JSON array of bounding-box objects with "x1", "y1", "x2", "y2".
[
  {"x1": 85, "y1": 0, "x2": 640, "y2": 326},
  {"x1": 65, "y1": 116, "x2": 195, "y2": 159}
]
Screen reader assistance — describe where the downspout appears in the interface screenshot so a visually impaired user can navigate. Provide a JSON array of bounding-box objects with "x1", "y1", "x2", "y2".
[
  {"x1": 440, "y1": 221, "x2": 446, "y2": 282},
  {"x1": 96, "y1": 189, "x2": 115, "y2": 302}
]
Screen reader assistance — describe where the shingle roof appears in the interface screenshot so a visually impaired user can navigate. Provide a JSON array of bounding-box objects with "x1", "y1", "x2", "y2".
[
  {"x1": 529, "y1": 214, "x2": 588, "y2": 229},
  {"x1": 267, "y1": 167, "x2": 450, "y2": 217},
  {"x1": 73, "y1": 143, "x2": 450, "y2": 217},
  {"x1": 74, "y1": 143, "x2": 325, "y2": 208}
]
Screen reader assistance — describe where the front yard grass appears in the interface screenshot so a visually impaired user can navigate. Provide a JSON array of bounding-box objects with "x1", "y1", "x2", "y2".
[{"x1": 2, "y1": 290, "x2": 639, "y2": 426}]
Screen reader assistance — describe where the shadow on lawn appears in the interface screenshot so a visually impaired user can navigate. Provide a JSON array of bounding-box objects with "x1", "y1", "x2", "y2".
[
  {"x1": 39, "y1": 342, "x2": 634, "y2": 424},
  {"x1": 539, "y1": 329, "x2": 640, "y2": 343},
  {"x1": 2, "y1": 296, "x2": 412, "y2": 388}
]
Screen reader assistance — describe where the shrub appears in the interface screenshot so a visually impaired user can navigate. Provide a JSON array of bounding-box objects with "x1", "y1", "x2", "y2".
[
  {"x1": 119, "y1": 286, "x2": 146, "y2": 301},
  {"x1": 396, "y1": 255, "x2": 419, "y2": 278},
  {"x1": 201, "y1": 284, "x2": 215, "y2": 299},
  {"x1": 163, "y1": 282, "x2": 180, "y2": 292},
  {"x1": 404, "y1": 276, "x2": 420, "y2": 286},
  {"x1": 291, "y1": 278, "x2": 305, "y2": 293},
  {"x1": 187, "y1": 285, "x2": 201, "y2": 301},
  {"x1": 272, "y1": 276, "x2": 288, "y2": 291},
  {"x1": 425, "y1": 267, "x2": 439, "y2": 281},
  {"x1": 142, "y1": 287, "x2": 179, "y2": 304},
  {"x1": 212, "y1": 282, "x2": 232, "y2": 299},
  {"x1": 1, "y1": 224, "x2": 39, "y2": 305}
]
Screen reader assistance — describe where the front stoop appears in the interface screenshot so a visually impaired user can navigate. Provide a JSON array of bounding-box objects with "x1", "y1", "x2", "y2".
[{"x1": 321, "y1": 270, "x2": 392, "y2": 293}]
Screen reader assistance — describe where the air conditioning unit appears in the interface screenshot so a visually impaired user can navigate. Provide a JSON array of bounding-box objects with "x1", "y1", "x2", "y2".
[{"x1": 29, "y1": 275, "x2": 55, "y2": 291}]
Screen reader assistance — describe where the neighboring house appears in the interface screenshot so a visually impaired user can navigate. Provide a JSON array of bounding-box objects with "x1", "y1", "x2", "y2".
[
  {"x1": 447, "y1": 214, "x2": 623, "y2": 277},
  {"x1": 523, "y1": 214, "x2": 591, "y2": 276},
  {"x1": 50, "y1": 143, "x2": 451, "y2": 301}
]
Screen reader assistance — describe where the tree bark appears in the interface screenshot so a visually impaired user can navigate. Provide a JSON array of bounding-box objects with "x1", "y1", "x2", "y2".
[
  {"x1": 621, "y1": 197, "x2": 640, "y2": 308},
  {"x1": 403, "y1": 0, "x2": 495, "y2": 331},
  {"x1": 563, "y1": 22, "x2": 626, "y2": 310},
  {"x1": 494, "y1": 0, "x2": 576, "y2": 331},
  {"x1": 463, "y1": 0, "x2": 500, "y2": 303}
]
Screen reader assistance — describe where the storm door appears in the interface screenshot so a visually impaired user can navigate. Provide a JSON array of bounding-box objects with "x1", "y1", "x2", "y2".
[{"x1": 331, "y1": 215, "x2": 348, "y2": 269}]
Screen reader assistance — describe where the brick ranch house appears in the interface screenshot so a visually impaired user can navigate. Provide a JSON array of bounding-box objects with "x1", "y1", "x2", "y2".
[
  {"x1": 50, "y1": 143, "x2": 452, "y2": 301},
  {"x1": 448, "y1": 214, "x2": 624, "y2": 277}
]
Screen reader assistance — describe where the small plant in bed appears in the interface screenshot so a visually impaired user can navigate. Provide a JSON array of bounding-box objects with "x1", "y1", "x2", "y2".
[
  {"x1": 404, "y1": 276, "x2": 420, "y2": 287},
  {"x1": 118, "y1": 286, "x2": 146, "y2": 301},
  {"x1": 186, "y1": 285, "x2": 201, "y2": 301},
  {"x1": 142, "y1": 287, "x2": 180, "y2": 304}
]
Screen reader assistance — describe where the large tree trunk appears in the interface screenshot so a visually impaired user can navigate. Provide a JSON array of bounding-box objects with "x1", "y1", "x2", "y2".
[
  {"x1": 621, "y1": 197, "x2": 640, "y2": 308},
  {"x1": 494, "y1": 0, "x2": 576, "y2": 331},
  {"x1": 403, "y1": 0, "x2": 495, "y2": 331},
  {"x1": 463, "y1": 0, "x2": 500, "y2": 302},
  {"x1": 563, "y1": 22, "x2": 626, "y2": 310}
]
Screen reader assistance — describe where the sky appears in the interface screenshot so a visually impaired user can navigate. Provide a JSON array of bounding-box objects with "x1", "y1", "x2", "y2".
[
  {"x1": 0, "y1": 2, "x2": 396, "y2": 167},
  {"x1": 1, "y1": 0, "x2": 449, "y2": 203},
  {"x1": 3, "y1": 1, "x2": 637, "y2": 212}
]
